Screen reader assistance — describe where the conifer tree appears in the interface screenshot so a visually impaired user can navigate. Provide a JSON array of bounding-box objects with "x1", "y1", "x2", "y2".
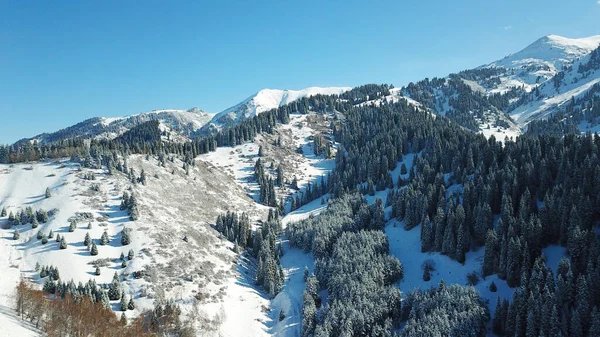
[
  {"x1": 121, "y1": 228, "x2": 130, "y2": 245},
  {"x1": 128, "y1": 297, "x2": 135, "y2": 310},
  {"x1": 120, "y1": 292, "x2": 128, "y2": 311},
  {"x1": 90, "y1": 242, "x2": 98, "y2": 256},
  {"x1": 108, "y1": 272, "x2": 121, "y2": 300},
  {"x1": 45, "y1": 187, "x2": 51, "y2": 198},
  {"x1": 84, "y1": 232, "x2": 91, "y2": 246},
  {"x1": 13, "y1": 228, "x2": 19, "y2": 240},
  {"x1": 100, "y1": 231, "x2": 109, "y2": 245},
  {"x1": 59, "y1": 236, "x2": 67, "y2": 249}
]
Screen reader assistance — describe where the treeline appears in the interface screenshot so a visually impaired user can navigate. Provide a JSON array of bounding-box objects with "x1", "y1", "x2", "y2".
[
  {"x1": 286, "y1": 194, "x2": 403, "y2": 336},
  {"x1": 0, "y1": 84, "x2": 392, "y2": 166}
]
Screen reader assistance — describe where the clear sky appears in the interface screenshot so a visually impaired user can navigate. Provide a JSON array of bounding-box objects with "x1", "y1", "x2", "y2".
[{"x1": 1, "y1": 0, "x2": 599, "y2": 144}]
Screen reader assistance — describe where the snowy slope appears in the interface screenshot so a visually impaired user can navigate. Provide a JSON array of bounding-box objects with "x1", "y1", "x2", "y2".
[
  {"x1": 0, "y1": 157, "x2": 273, "y2": 335},
  {"x1": 205, "y1": 87, "x2": 351, "y2": 130},
  {"x1": 0, "y1": 308, "x2": 41, "y2": 337},
  {"x1": 491, "y1": 35, "x2": 600, "y2": 75}
]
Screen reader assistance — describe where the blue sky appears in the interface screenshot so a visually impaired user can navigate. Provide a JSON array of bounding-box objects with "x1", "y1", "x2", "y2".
[{"x1": 1, "y1": 0, "x2": 599, "y2": 144}]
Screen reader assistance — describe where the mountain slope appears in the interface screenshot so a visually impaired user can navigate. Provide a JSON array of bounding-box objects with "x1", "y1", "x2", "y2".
[
  {"x1": 204, "y1": 87, "x2": 351, "y2": 131},
  {"x1": 21, "y1": 108, "x2": 213, "y2": 144},
  {"x1": 397, "y1": 34, "x2": 600, "y2": 139}
]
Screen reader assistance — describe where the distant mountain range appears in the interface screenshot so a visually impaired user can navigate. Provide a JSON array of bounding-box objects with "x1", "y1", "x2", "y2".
[{"x1": 16, "y1": 34, "x2": 600, "y2": 145}]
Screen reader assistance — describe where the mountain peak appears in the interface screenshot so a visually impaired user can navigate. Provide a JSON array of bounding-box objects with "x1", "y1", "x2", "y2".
[
  {"x1": 206, "y1": 86, "x2": 351, "y2": 130},
  {"x1": 491, "y1": 34, "x2": 600, "y2": 71}
]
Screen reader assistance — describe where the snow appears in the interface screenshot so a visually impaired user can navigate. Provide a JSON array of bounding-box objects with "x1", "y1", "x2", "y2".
[
  {"x1": 385, "y1": 221, "x2": 513, "y2": 317},
  {"x1": 479, "y1": 122, "x2": 521, "y2": 142},
  {"x1": 0, "y1": 307, "x2": 40, "y2": 337},
  {"x1": 511, "y1": 74, "x2": 600, "y2": 125},
  {"x1": 542, "y1": 245, "x2": 567, "y2": 274},
  {"x1": 0, "y1": 157, "x2": 273, "y2": 335},
  {"x1": 490, "y1": 35, "x2": 600, "y2": 75},
  {"x1": 270, "y1": 240, "x2": 315, "y2": 337},
  {"x1": 208, "y1": 87, "x2": 351, "y2": 128},
  {"x1": 0, "y1": 161, "x2": 146, "y2": 311},
  {"x1": 578, "y1": 120, "x2": 600, "y2": 134}
]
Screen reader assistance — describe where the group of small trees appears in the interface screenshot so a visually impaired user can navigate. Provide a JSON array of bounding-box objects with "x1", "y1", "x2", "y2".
[
  {"x1": 5, "y1": 206, "x2": 50, "y2": 227},
  {"x1": 120, "y1": 192, "x2": 139, "y2": 221},
  {"x1": 215, "y1": 211, "x2": 252, "y2": 248},
  {"x1": 254, "y1": 158, "x2": 277, "y2": 207},
  {"x1": 15, "y1": 280, "x2": 148, "y2": 336},
  {"x1": 214, "y1": 211, "x2": 284, "y2": 298}
]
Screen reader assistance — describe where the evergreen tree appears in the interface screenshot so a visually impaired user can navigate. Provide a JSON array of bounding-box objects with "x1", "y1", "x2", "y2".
[
  {"x1": 90, "y1": 242, "x2": 98, "y2": 256},
  {"x1": 120, "y1": 292, "x2": 128, "y2": 311},
  {"x1": 45, "y1": 187, "x2": 51, "y2": 198},
  {"x1": 59, "y1": 236, "x2": 67, "y2": 249},
  {"x1": 69, "y1": 220, "x2": 76, "y2": 232},
  {"x1": 13, "y1": 228, "x2": 19, "y2": 240},
  {"x1": 128, "y1": 297, "x2": 135, "y2": 310},
  {"x1": 100, "y1": 231, "x2": 109, "y2": 245},
  {"x1": 121, "y1": 228, "x2": 130, "y2": 245},
  {"x1": 128, "y1": 249, "x2": 134, "y2": 260},
  {"x1": 108, "y1": 272, "x2": 121, "y2": 300},
  {"x1": 95, "y1": 266, "x2": 101, "y2": 276},
  {"x1": 83, "y1": 232, "x2": 91, "y2": 246},
  {"x1": 0, "y1": 207, "x2": 6, "y2": 217}
]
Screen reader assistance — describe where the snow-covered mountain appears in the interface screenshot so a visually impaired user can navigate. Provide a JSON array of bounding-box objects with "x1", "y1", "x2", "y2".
[
  {"x1": 21, "y1": 107, "x2": 214, "y2": 144},
  {"x1": 488, "y1": 34, "x2": 600, "y2": 90},
  {"x1": 204, "y1": 87, "x2": 351, "y2": 131},
  {"x1": 397, "y1": 34, "x2": 600, "y2": 139}
]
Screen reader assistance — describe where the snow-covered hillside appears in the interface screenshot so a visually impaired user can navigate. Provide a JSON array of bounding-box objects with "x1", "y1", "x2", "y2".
[
  {"x1": 489, "y1": 35, "x2": 600, "y2": 88},
  {"x1": 22, "y1": 107, "x2": 214, "y2": 144},
  {"x1": 205, "y1": 87, "x2": 350, "y2": 131},
  {"x1": 480, "y1": 34, "x2": 600, "y2": 126},
  {"x1": 0, "y1": 156, "x2": 278, "y2": 335}
]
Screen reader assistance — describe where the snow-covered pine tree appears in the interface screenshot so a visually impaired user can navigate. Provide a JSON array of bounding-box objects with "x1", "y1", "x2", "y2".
[
  {"x1": 83, "y1": 232, "x2": 91, "y2": 246},
  {"x1": 121, "y1": 228, "x2": 130, "y2": 245},
  {"x1": 59, "y1": 236, "x2": 67, "y2": 249},
  {"x1": 108, "y1": 272, "x2": 122, "y2": 300},
  {"x1": 120, "y1": 292, "x2": 128, "y2": 311},
  {"x1": 100, "y1": 231, "x2": 109, "y2": 245},
  {"x1": 90, "y1": 242, "x2": 98, "y2": 256},
  {"x1": 127, "y1": 297, "x2": 135, "y2": 310}
]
